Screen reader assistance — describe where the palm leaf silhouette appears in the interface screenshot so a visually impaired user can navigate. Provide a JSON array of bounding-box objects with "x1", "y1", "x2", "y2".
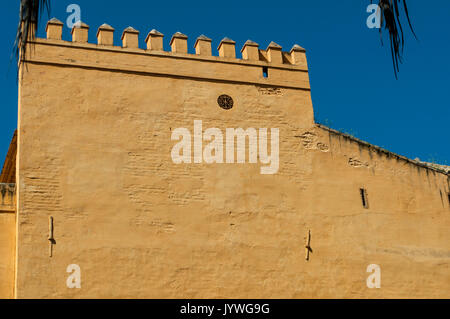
[
  {"x1": 13, "y1": 0, "x2": 50, "y2": 67},
  {"x1": 372, "y1": 0, "x2": 418, "y2": 78}
]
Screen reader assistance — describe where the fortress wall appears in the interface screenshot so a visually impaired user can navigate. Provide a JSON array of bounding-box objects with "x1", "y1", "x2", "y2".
[
  {"x1": 294, "y1": 125, "x2": 450, "y2": 298},
  {"x1": 12, "y1": 20, "x2": 450, "y2": 298},
  {"x1": 0, "y1": 184, "x2": 15, "y2": 299},
  {"x1": 16, "y1": 26, "x2": 314, "y2": 298}
]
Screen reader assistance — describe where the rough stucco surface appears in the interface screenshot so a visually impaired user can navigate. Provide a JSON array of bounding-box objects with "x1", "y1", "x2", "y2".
[
  {"x1": 0, "y1": 184, "x2": 15, "y2": 299},
  {"x1": 0, "y1": 213, "x2": 15, "y2": 299},
  {"x1": 7, "y1": 34, "x2": 450, "y2": 299}
]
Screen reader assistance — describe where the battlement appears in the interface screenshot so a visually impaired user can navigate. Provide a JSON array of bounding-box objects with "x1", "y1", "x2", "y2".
[
  {"x1": 45, "y1": 18, "x2": 307, "y2": 68},
  {"x1": 28, "y1": 18, "x2": 312, "y2": 90}
]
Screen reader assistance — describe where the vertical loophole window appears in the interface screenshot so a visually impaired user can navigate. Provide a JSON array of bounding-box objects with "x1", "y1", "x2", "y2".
[
  {"x1": 263, "y1": 67, "x2": 269, "y2": 78},
  {"x1": 360, "y1": 188, "x2": 369, "y2": 209},
  {"x1": 448, "y1": 193, "x2": 450, "y2": 207}
]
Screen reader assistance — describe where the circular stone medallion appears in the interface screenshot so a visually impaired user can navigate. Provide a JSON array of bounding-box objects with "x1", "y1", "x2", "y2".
[{"x1": 217, "y1": 95, "x2": 234, "y2": 110}]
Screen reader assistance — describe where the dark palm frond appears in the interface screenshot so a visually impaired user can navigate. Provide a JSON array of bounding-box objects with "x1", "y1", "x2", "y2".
[
  {"x1": 372, "y1": 0, "x2": 418, "y2": 79},
  {"x1": 13, "y1": 0, "x2": 51, "y2": 67}
]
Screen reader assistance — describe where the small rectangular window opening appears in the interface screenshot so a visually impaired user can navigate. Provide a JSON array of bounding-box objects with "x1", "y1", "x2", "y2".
[
  {"x1": 448, "y1": 193, "x2": 450, "y2": 207},
  {"x1": 263, "y1": 67, "x2": 269, "y2": 78},
  {"x1": 360, "y1": 188, "x2": 369, "y2": 209}
]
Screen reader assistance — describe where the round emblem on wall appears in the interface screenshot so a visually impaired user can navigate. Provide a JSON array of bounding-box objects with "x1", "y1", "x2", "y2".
[{"x1": 217, "y1": 95, "x2": 234, "y2": 110}]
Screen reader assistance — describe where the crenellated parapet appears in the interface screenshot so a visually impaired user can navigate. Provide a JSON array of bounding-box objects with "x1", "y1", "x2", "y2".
[
  {"x1": 44, "y1": 18, "x2": 308, "y2": 69},
  {"x1": 25, "y1": 18, "x2": 312, "y2": 90}
]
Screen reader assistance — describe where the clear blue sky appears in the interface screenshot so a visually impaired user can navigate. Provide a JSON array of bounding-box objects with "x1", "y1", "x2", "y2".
[{"x1": 1, "y1": 1, "x2": 449, "y2": 165}]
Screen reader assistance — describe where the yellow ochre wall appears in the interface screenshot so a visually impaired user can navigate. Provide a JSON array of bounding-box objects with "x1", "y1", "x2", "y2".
[
  {"x1": 0, "y1": 184, "x2": 16, "y2": 299},
  {"x1": 11, "y1": 20, "x2": 450, "y2": 298}
]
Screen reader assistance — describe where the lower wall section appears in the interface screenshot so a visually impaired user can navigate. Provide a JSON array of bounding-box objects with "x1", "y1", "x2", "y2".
[
  {"x1": 14, "y1": 61, "x2": 449, "y2": 298},
  {"x1": 13, "y1": 121, "x2": 450, "y2": 298},
  {"x1": 0, "y1": 212, "x2": 15, "y2": 299}
]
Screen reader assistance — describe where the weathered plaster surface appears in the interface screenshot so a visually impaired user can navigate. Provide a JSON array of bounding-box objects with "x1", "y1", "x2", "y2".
[
  {"x1": 3, "y1": 24, "x2": 449, "y2": 298},
  {"x1": 0, "y1": 183, "x2": 15, "y2": 299}
]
